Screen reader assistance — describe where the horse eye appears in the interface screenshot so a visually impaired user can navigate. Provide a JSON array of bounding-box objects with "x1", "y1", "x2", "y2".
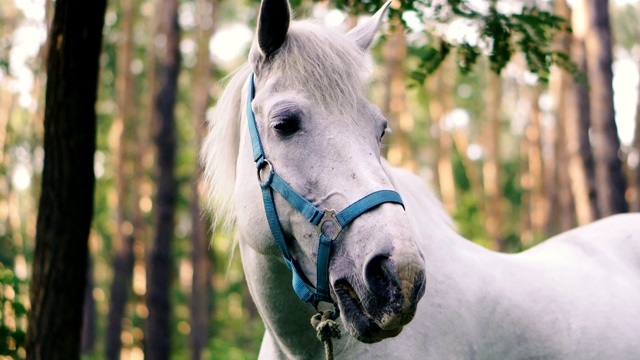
[
  {"x1": 379, "y1": 121, "x2": 389, "y2": 141},
  {"x1": 272, "y1": 117, "x2": 300, "y2": 136}
]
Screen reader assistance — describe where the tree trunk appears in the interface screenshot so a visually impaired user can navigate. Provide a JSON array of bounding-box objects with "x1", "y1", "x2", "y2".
[
  {"x1": 0, "y1": 91, "x2": 15, "y2": 165},
  {"x1": 520, "y1": 123, "x2": 533, "y2": 246},
  {"x1": 552, "y1": 0, "x2": 576, "y2": 232},
  {"x1": 583, "y1": 0, "x2": 628, "y2": 216},
  {"x1": 190, "y1": 0, "x2": 216, "y2": 358},
  {"x1": 81, "y1": 256, "x2": 96, "y2": 354},
  {"x1": 381, "y1": 18, "x2": 417, "y2": 172},
  {"x1": 26, "y1": 0, "x2": 107, "y2": 357},
  {"x1": 565, "y1": 0, "x2": 598, "y2": 225},
  {"x1": 631, "y1": 108, "x2": 640, "y2": 212},
  {"x1": 632, "y1": 81, "x2": 640, "y2": 212},
  {"x1": 630, "y1": 6, "x2": 640, "y2": 213},
  {"x1": 106, "y1": 0, "x2": 136, "y2": 357},
  {"x1": 146, "y1": 0, "x2": 181, "y2": 357},
  {"x1": 434, "y1": 58, "x2": 457, "y2": 214},
  {"x1": 526, "y1": 86, "x2": 548, "y2": 239},
  {"x1": 483, "y1": 70, "x2": 505, "y2": 251}
]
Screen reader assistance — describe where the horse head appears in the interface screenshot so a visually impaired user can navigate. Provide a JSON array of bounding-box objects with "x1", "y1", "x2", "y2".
[{"x1": 220, "y1": 0, "x2": 426, "y2": 344}]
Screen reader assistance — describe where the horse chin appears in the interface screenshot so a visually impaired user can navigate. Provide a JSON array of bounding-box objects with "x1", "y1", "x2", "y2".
[{"x1": 335, "y1": 281, "x2": 405, "y2": 344}]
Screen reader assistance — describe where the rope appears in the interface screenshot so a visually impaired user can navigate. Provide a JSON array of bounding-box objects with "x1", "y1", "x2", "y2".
[{"x1": 311, "y1": 310, "x2": 341, "y2": 360}]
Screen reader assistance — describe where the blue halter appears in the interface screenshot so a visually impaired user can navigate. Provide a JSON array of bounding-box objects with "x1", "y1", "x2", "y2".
[{"x1": 246, "y1": 72, "x2": 405, "y2": 311}]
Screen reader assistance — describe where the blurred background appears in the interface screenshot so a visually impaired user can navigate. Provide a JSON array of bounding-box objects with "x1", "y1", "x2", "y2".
[{"x1": 1, "y1": 0, "x2": 639, "y2": 358}]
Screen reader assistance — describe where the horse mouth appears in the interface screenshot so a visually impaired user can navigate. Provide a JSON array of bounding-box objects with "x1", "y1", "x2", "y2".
[{"x1": 334, "y1": 280, "x2": 404, "y2": 343}]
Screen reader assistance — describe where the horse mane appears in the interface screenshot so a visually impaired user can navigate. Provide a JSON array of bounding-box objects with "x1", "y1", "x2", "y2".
[{"x1": 200, "y1": 63, "x2": 251, "y2": 229}]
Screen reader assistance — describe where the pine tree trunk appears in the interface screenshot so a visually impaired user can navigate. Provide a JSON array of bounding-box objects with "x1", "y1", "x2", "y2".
[
  {"x1": 0, "y1": 91, "x2": 14, "y2": 165},
  {"x1": 434, "y1": 58, "x2": 457, "y2": 214},
  {"x1": 632, "y1": 85, "x2": 640, "y2": 212},
  {"x1": 526, "y1": 86, "x2": 548, "y2": 239},
  {"x1": 81, "y1": 256, "x2": 96, "y2": 354},
  {"x1": 552, "y1": 0, "x2": 576, "y2": 232},
  {"x1": 631, "y1": 109, "x2": 640, "y2": 212},
  {"x1": 106, "y1": 0, "x2": 136, "y2": 357},
  {"x1": 520, "y1": 127, "x2": 533, "y2": 246},
  {"x1": 483, "y1": 71, "x2": 505, "y2": 250},
  {"x1": 190, "y1": 0, "x2": 216, "y2": 358},
  {"x1": 381, "y1": 19, "x2": 416, "y2": 172},
  {"x1": 565, "y1": 0, "x2": 598, "y2": 225},
  {"x1": 26, "y1": 0, "x2": 107, "y2": 357},
  {"x1": 146, "y1": 0, "x2": 181, "y2": 357},
  {"x1": 630, "y1": 6, "x2": 640, "y2": 213},
  {"x1": 583, "y1": 0, "x2": 628, "y2": 216}
]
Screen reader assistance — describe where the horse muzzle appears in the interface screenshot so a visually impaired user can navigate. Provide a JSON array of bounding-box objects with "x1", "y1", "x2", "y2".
[{"x1": 333, "y1": 250, "x2": 426, "y2": 343}]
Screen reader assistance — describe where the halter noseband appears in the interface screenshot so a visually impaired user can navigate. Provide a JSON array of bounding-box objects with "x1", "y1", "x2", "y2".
[{"x1": 246, "y1": 73, "x2": 405, "y2": 312}]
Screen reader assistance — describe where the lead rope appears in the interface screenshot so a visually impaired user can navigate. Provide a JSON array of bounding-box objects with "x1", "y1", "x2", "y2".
[{"x1": 310, "y1": 310, "x2": 341, "y2": 360}]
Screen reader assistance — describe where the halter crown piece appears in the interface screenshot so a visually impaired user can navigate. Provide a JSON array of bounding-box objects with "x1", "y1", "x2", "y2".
[{"x1": 246, "y1": 73, "x2": 405, "y2": 314}]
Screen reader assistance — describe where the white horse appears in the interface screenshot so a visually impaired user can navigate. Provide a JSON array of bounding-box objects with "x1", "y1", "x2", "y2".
[{"x1": 201, "y1": 0, "x2": 640, "y2": 358}]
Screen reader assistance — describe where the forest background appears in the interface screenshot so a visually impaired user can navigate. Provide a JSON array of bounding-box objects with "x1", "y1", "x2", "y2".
[{"x1": 1, "y1": 0, "x2": 639, "y2": 358}]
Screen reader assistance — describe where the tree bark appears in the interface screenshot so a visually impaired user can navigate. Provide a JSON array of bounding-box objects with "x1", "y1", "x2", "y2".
[
  {"x1": 631, "y1": 104, "x2": 640, "y2": 212},
  {"x1": 552, "y1": 0, "x2": 576, "y2": 232},
  {"x1": 106, "y1": 0, "x2": 136, "y2": 357},
  {"x1": 630, "y1": 5, "x2": 640, "y2": 213},
  {"x1": 483, "y1": 70, "x2": 505, "y2": 251},
  {"x1": 0, "y1": 91, "x2": 15, "y2": 166},
  {"x1": 565, "y1": 0, "x2": 598, "y2": 225},
  {"x1": 381, "y1": 18, "x2": 417, "y2": 172},
  {"x1": 520, "y1": 122, "x2": 533, "y2": 246},
  {"x1": 632, "y1": 80, "x2": 640, "y2": 212},
  {"x1": 26, "y1": 0, "x2": 107, "y2": 358},
  {"x1": 146, "y1": 0, "x2": 181, "y2": 357},
  {"x1": 81, "y1": 256, "x2": 96, "y2": 354},
  {"x1": 434, "y1": 57, "x2": 457, "y2": 214},
  {"x1": 526, "y1": 86, "x2": 548, "y2": 239},
  {"x1": 190, "y1": 0, "x2": 216, "y2": 358},
  {"x1": 583, "y1": 0, "x2": 628, "y2": 216}
]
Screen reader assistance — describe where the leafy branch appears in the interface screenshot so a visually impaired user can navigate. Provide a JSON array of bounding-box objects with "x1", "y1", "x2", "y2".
[{"x1": 332, "y1": 0, "x2": 576, "y2": 84}]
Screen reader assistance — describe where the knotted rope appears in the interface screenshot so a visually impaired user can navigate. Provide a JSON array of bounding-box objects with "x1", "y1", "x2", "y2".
[{"x1": 310, "y1": 310, "x2": 341, "y2": 360}]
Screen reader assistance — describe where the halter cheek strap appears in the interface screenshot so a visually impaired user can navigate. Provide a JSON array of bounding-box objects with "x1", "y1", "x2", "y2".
[{"x1": 246, "y1": 72, "x2": 404, "y2": 310}]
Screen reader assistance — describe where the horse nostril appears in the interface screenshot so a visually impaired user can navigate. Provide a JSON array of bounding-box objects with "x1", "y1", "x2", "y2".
[{"x1": 364, "y1": 255, "x2": 398, "y2": 295}]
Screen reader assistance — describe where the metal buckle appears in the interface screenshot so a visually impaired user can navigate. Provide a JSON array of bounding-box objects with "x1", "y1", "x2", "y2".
[{"x1": 316, "y1": 209, "x2": 342, "y2": 240}]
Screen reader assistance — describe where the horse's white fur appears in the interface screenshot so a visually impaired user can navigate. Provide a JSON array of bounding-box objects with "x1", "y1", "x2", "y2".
[{"x1": 201, "y1": 8, "x2": 640, "y2": 360}]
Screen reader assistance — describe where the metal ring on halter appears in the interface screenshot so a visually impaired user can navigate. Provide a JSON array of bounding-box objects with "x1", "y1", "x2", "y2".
[
  {"x1": 316, "y1": 209, "x2": 343, "y2": 240},
  {"x1": 257, "y1": 158, "x2": 274, "y2": 187}
]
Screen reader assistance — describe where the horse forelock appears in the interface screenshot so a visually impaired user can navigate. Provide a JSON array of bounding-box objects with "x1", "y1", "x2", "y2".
[{"x1": 257, "y1": 21, "x2": 373, "y2": 114}]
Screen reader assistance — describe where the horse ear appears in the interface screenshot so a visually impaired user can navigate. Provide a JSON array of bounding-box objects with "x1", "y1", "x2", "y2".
[
  {"x1": 345, "y1": 0, "x2": 392, "y2": 51},
  {"x1": 255, "y1": 0, "x2": 291, "y2": 59}
]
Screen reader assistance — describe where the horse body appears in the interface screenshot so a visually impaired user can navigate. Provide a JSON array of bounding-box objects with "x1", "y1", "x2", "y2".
[
  {"x1": 201, "y1": 1, "x2": 640, "y2": 358},
  {"x1": 239, "y1": 160, "x2": 640, "y2": 359},
  {"x1": 361, "y1": 166, "x2": 640, "y2": 359}
]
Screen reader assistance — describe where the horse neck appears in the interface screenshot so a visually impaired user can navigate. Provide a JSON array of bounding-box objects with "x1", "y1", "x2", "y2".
[
  {"x1": 386, "y1": 166, "x2": 527, "y2": 354},
  {"x1": 239, "y1": 164, "x2": 513, "y2": 358},
  {"x1": 239, "y1": 241, "x2": 327, "y2": 359}
]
